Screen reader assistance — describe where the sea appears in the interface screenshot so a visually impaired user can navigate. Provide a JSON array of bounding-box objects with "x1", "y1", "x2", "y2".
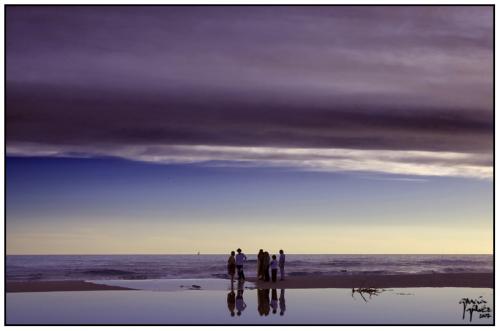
[{"x1": 6, "y1": 254, "x2": 493, "y2": 281}]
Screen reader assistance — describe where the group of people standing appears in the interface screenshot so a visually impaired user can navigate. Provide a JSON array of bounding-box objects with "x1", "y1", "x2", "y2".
[
  {"x1": 227, "y1": 248, "x2": 286, "y2": 283},
  {"x1": 257, "y1": 249, "x2": 285, "y2": 282}
]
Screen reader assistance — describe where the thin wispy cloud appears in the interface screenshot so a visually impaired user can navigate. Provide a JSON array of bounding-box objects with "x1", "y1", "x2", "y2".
[
  {"x1": 7, "y1": 143, "x2": 492, "y2": 179},
  {"x1": 358, "y1": 176, "x2": 429, "y2": 183}
]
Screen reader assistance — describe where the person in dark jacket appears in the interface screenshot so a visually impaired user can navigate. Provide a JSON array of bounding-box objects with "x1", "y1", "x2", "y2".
[
  {"x1": 263, "y1": 251, "x2": 271, "y2": 281},
  {"x1": 279, "y1": 249, "x2": 286, "y2": 281},
  {"x1": 227, "y1": 251, "x2": 236, "y2": 283},
  {"x1": 257, "y1": 249, "x2": 264, "y2": 279}
]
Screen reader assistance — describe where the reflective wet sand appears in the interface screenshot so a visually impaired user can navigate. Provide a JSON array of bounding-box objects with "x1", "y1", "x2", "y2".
[{"x1": 6, "y1": 284, "x2": 493, "y2": 324}]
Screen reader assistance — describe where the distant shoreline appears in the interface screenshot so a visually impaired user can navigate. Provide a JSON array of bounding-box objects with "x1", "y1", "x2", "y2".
[{"x1": 6, "y1": 272, "x2": 493, "y2": 293}]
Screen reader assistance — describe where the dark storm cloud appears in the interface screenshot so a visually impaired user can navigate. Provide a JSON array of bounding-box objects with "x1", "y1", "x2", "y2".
[
  {"x1": 5, "y1": 6, "x2": 493, "y2": 177},
  {"x1": 6, "y1": 81, "x2": 492, "y2": 152}
]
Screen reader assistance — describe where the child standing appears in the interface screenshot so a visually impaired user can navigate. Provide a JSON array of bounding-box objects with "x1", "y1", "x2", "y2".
[{"x1": 270, "y1": 255, "x2": 278, "y2": 282}]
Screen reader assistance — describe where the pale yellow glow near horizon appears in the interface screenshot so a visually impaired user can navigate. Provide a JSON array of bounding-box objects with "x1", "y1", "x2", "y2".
[{"x1": 7, "y1": 221, "x2": 492, "y2": 255}]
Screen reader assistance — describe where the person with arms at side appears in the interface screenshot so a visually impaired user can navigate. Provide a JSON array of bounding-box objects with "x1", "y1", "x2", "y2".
[
  {"x1": 257, "y1": 249, "x2": 264, "y2": 280},
  {"x1": 270, "y1": 255, "x2": 278, "y2": 282},
  {"x1": 279, "y1": 249, "x2": 286, "y2": 281}
]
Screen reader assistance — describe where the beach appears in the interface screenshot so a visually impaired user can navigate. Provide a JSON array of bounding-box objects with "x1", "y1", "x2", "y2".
[{"x1": 6, "y1": 255, "x2": 494, "y2": 324}]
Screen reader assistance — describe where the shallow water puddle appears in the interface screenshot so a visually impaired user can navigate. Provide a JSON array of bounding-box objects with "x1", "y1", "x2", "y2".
[{"x1": 7, "y1": 286, "x2": 493, "y2": 324}]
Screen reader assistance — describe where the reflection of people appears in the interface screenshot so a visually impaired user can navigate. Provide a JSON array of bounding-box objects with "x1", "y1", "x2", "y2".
[
  {"x1": 257, "y1": 289, "x2": 264, "y2": 316},
  {"x1": 270, "y1": 255, "x2": 278, "y2": 282},
  {"x1": 257, "y1": 288, "x2": 270, "y2": 316},
  {"x1": 279, "y1": 249, "x2": 286, "y2": 281},
  {"x1": 257, "y1": 249, "x2": 264, "y2": 280},
  {"x1": 236, "y1": 248, "x2": 247, "y2": 281},
  {"x1": 263, "y1": 252, "x2": 270, "y2": 282},
  {"x1": 279, "y1": 289, "x2": 286, "y2": 316},
  {"x1": 227, "y1": 289, "x2": 236, "y2": 317},
  {"x1": 227, "y1": 251, "x2": 236, "y2": 283},
  {"x1": 271, "y1": 289, "x2": 278, "y2": 314},
  {"x1": 236, "y1": 281, "x2": 247, "y2": 316},
  {"x1": 263, "y1": 289, "x2": 270, "y2": 316}
]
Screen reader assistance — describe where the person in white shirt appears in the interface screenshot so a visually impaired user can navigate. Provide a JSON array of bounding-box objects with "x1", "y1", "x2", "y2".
[
  {"x1": 279, "y1": 249, "x2": 286, "y2": 281},
  {"x1": 235, "y1": 248, "x2": 247, "y2": 281}
]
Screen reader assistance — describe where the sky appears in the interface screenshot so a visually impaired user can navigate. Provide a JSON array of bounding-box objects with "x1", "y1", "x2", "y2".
[{"x1": 6, "y1": 6, "x2": 493, "y2": 254}]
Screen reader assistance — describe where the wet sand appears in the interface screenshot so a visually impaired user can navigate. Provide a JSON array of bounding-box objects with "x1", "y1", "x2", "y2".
[
  {"x1": 6, "y1": 280, "x2": 134, "y2": 293},
  {"x1": 247, "y1": 273, "x2": 493, "y2": 289},
  {"x1": 6, "y1": 272, "x2": 493, "y2": 293}
]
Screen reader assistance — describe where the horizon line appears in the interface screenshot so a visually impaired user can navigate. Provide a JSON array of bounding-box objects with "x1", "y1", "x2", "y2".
[{"x1": 6, "y1": 253, "x2": 493, "y2": 256}]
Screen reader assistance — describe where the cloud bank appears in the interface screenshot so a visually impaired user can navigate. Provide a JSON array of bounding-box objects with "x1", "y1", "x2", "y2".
[{"x1": 6, "y1": 6, "x2": 493, "y2": 178}]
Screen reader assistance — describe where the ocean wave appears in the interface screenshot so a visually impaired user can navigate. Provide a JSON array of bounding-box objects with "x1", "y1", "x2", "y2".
[
  {"x1": 415, "y1": 259, "x2": 488, "y2": 265},
  {"x1": 319, "y1": 261, "x2": 363, "y2": 267}
]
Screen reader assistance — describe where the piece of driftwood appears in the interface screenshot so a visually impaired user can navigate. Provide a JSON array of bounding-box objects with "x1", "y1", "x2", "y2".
[{"x1": 351, "y1": 287, "x2": 384, "y2": 302}]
